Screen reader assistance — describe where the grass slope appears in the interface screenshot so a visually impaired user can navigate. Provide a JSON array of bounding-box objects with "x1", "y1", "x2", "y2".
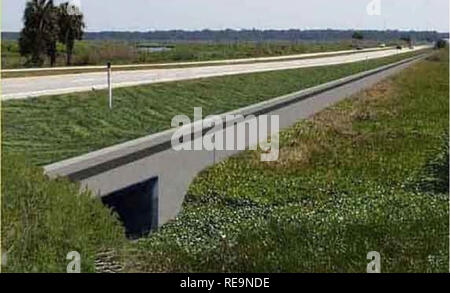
[
  {"x1": 122, "y1": 49, "x2": 449, "y2": 273},
  {"x1": 1, "y1": 49, "x2": 447, "y2": 273},
  {"x1": 1, "y1": 154, "x2": 126, "y2": 273},
  {"x1": 2, "y1": 50, "x2": 424, "y2": 166}
]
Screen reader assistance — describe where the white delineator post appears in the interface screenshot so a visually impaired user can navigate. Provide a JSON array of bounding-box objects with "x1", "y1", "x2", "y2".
[{"x1": 107, "y1": 62, "x2": 112, "y2": 109}]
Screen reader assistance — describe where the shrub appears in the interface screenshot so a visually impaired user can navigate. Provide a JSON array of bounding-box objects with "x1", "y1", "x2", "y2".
[{"x1": 435, "y1": 39, "x2": 448, "y2": 49}]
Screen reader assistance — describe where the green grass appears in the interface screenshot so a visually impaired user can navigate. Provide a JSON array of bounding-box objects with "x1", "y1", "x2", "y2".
[
  {"x1": 121, "y1": 49, "x2": 449, "y2": 273},
  {"x1": 1, "y1": 49, "x2": 447, "y2": 273},
  {"x1": 1, "y1": 40, "x2": 362, "y2": 69},
  {"x1": 1, "y1": 50, "x2": 426, "y2": 166},
  {"x1": 1, "y1": 153, "x2": 126, "y2": 273},
  {"x1": 1, "y1": 48, "x2": 391, "y2": 79},
  {"x1": 0, "y1": 48, "x2": 389, "y2": 79}
]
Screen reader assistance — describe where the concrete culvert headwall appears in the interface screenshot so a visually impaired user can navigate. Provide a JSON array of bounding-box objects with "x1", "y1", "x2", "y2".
[{"x1": 44, "y1": 54, "x2": 427, "y2": 236}]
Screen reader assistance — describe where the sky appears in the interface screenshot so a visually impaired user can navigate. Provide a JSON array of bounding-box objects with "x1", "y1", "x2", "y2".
[{"x1": 2, "y1": 0, "x2": 449, "y2": 32}]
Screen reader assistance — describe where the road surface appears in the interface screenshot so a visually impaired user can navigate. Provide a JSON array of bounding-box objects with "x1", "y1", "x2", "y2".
[
  {"x1": 1, "y1": 46, "x2": 429, "y2": 100},
  {"x1": 1, "y1": 46, "x2": 391, "y2": 73}
]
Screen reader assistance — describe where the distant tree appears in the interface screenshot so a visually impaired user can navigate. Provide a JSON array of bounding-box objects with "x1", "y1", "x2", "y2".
[
  {"x1": 352, "y1": 31, "x2": 364, "y2": 48},
  {"x1": 400, "y1": 35, "x2": 411, "y2": 43},
  {"x1": 352, "y1": 31, "x2": 364, "y2": 41},
  {"x1": 58, "y1": 2, "x2": 85, "y2": 66},
  {"x1": 19, "y1": 0, "x2": 59, "y2": 66}
]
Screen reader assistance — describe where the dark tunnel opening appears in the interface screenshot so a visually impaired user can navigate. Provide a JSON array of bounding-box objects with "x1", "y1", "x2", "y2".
[{"x1": 102, "y1": 177, "x2": 159, "y2": 239}]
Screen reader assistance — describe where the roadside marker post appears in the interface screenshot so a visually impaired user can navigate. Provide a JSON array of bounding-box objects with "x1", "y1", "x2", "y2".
[{"x1": 107, "y1": 62, "x2": 112, "y2": 109}]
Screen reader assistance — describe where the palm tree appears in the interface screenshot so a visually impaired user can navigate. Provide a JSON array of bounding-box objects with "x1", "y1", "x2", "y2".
[
  {"x1": 46, "y1": 3, "x2": 60, "y2": 67},
  {"x1": 58, "y1": 2, "x2": 85, "y2": 66},
  {"x1": 19, "y1": 0, "x2": 59, "y2": 66}
]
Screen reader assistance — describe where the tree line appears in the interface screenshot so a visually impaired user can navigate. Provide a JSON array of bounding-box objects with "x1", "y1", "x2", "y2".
[
  {"x1": 78, "y1": 29, "x2": 446, "y2": 42},
  {"x1": 9, "y1": 25, "x2": 447, "y2": 48},
  {"x1": 19, "y1": 0, "x2": 85, "y2": 67}
]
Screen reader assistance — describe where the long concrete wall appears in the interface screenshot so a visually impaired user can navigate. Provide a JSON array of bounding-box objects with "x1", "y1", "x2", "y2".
[{"x1": 44, "y1": 54, "x2": 428, "y2": 227}]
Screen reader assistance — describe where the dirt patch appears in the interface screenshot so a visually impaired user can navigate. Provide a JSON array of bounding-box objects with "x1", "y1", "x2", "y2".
[
  {"x1": 258, "y1": 79, "x2": 397, "y2": 171},
  {"x1": 315, "y1": 80, "x2": 396, "y2": 128}
]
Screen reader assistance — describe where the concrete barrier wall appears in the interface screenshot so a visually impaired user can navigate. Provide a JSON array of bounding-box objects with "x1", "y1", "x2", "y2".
[{"x1": 44, "y1": 54, "x2": 427, "y2": 227}]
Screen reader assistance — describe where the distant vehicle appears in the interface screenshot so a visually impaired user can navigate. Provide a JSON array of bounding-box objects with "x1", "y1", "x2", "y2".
[
  {"x1": 356, "y1": 46, "x2": 364, "y2": 50},
  {"x1": 379, "y1": 43, "x2": 386, "y2": 48},
  {"x1": 396, "y1": 45, "x2": 403, "y2": 50}
]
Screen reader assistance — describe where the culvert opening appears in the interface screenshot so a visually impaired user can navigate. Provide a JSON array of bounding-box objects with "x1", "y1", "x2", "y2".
[{"x1": 102, "y1": 177, "x2": 159, "y2": 239}]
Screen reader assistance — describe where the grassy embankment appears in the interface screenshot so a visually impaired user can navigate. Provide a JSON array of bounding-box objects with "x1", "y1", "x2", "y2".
[
  {"x1": 121, "y1": 49, "x2": 449, "y2": 272},
  {"x1": 1, "y1": 49, "x2": 445, "y2": 273},
  {"x1": 2, "y1": 50, "x2": 425, "y2": 166},
  {"x1": 1, "y1": 154, "x2": 126, "y2": 272},
  {"x1": 1, "y1": 40, "x2": 361, "y2": 69}
]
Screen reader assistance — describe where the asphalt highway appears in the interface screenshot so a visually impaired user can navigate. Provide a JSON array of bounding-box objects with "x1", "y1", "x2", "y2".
[{"x1": 1, "y1": 45, "x2": 429, "y2": 100}]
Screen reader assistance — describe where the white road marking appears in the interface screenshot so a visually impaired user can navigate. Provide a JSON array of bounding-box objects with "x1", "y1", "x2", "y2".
[
  {"x1": 1, "y1": 46, "x2": 430, "y2": 101},
  {"x1": 1, "y1": 47, "x2": 391, "y2": 73}
]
